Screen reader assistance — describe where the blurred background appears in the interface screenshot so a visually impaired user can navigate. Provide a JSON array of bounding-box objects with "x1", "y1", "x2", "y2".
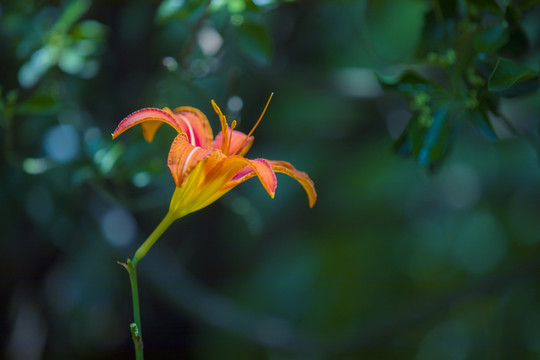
[{"x1": 2, "y1": 0, "x2": 540, "y2": 359}]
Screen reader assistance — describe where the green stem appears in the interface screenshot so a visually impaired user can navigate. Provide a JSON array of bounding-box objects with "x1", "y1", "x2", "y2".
[
  {"x1": 133, "y1": 211, "x2": 176, "y2": 266},
  {"x1": 127, "y1": 259, "x2": 144, "y2": 360},
  {"x1": 122, "y1": 211, "x2": 176, "y2": 360}
]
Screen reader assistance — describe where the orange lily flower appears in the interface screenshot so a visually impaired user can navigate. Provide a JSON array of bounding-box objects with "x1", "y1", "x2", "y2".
[{"x1": 112, "y1": 95, "x2": 317, "y2": 223}]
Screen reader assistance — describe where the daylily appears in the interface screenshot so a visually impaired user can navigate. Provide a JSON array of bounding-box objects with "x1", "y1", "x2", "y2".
[{"x1": 112, "y1": 95, "x2": 316, "y2": 262}]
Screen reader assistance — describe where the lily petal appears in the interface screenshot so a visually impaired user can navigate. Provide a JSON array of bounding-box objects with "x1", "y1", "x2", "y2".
[
  {"x1": 226, "y1": 159, "x2": 316, "y2": 207},
  {"x1": 268, "y1": 160, "x2": 317, "y2": 208},
  {"x1": 112, "y1": 108, "x2": 182, "y2": 142},
  {"x1": 172, "y1": 106, "x2": 214, "y2": 148},
  {"x1": 213, "y1": 130, "x2": 254, "y2": 156},
  {"x1": 168, "y1": 151, "x2": 228, "y2": 218},
  {"x1": 176, "y1": 157, "x2": 276, "y2": 217},
  {"x1": 169, "y1": 152, "x2": 256, "y2": 218},
  {"x1": 167, "y1": 134, "x2": 214, "y2": 187},
  {"x1": 224, "y1": 158, "x2": 277, "y2": 198}
]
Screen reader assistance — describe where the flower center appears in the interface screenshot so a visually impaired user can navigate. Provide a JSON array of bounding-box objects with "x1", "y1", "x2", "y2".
[{"x1": 211, "y1": 93, "x2": 273, "y2": 155}]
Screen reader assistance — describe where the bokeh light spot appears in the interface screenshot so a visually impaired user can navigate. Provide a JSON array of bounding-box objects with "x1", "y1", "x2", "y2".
[
  {"x1": 43, "y1": 124, "x2": 80, "y2": 163},
  {"x1": 58, "y1": 49, "x2": 85, "y2": 74},
  {"x1": 133, "y1": 172, "x2": 151, "y2": 188},
  {"x1": 100, "y1": 207, "x2": 137, "y2": 247},
  {"x1": 162, "y1": 56, "x2": 178, "y2": 71},
  {"x1": 197, "y1": 27, "x2": 223, "y2": 56},
  {"x1": 23, "y1": 158, "x2": 48, "y2": 175},
  {"x1": 332, "y1": 68, "x2": 382, "y2": 98},
  {"x1": 453, "y1": 211, "x2": 506, "y2": 275},
  {"x1": 227, "y1": 0, "x2": 245, "y2": 13},
  {"x1": 230, "y1": 14, "x2": 244, "y2": 26},
  {"x1": 230, "y1": 196, "x2": 262, "y2": 234},
  {"x1": 18, "y1": 46, "x2": 57, "y2": 88},
  {"x1": 227, "y1": 95, "x2": 243, "y2": 112},
  {"x1": 231, "y1": 196, "x2": 250, "y2": 215}
]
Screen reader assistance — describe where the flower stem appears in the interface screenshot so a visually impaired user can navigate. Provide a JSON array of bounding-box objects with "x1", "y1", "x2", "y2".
[
  {"x1": 122, "y1": 211, "x2": 176, "y2": 359},
  {"x1": 127, "y1": 259, "x2": 144, "y2": 360},
  {"x1": 133, "y1": 211, "x2": 176, "y2": 266}
]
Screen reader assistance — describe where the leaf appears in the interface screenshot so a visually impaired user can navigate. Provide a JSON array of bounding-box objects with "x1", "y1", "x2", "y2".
[
  {"x1": 499, "y1": 4, "x2": 529, "y2": 57},
  {"x1": 236, "y1": 20, "x2": 273, "y2": 65},
  {"x1": 16, "y1": 92, "x2": 59, "y2": 115},
  {"x1": 377, "y1": 70, "x2": 437, "y2": 96},
  {"x1": 488, "y1": 57, "x2": 539, "y2": 97},
  {"x1": 53, "y1": 0, "x2": 92, "y2": 34},
  {"x1": 416, "y1": 108, "x2": 450, "y2": 166},
  {"x1": 71, "y1": 20, "x2": 107, "y2": 40},
  {"x1": 393, "y1": 107, "x2": 453, "y2": 167},
  {"x1": 468, "y1": 108, "x2": 497, "y2": 140},
  {"x1": 474, "y1": 24, "x2": 509, "y2": 55},
  {"x1": 393, "y1": 128, "x2": 412, "y2": 157},
  {"x1": 454, "y1": 28, "x2": 476, "y2": 76},
  {"x1": 466, "y1": 0, "x2": 505, "y2": 17},
  {"x1": 156, "y1": 0, "x2": 204, "y2": 24}
]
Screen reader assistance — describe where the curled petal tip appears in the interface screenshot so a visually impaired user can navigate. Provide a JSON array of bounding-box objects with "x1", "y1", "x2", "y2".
[
  {"x1": 112, "y1": 107, "x2": 181, "y2": 142},
  {"x1": 266, "y1": 160, "x2": 316, "y2": 208}
]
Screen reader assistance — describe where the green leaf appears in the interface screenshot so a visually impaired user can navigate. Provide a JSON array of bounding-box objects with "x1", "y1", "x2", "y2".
[
  {"x1": 53, "y1": 0, "x2": 91, "y2": 35},
  {"x1": 468, "y1": 108, "x2": 497, "y2": 140},
  {"x1": 488, "y1": 57, "x2": 539, "y2": 97},
  {"x1": 454, "y1": 28, "x2": 476, "y2": 76},
  {"x1": 236, "y1": 20, "x2": 273, "y2": 65},
  {"x1": 16, "y1": 92, "x2": 59, "y2": 116},
  {"x1": 474, "y1": 24, "x2": 509, "y2": 55},
  {"x1": 71, "y1": 20, "x2": 107, "y2": 40},
  {"x1": 394, "y1": 128, "x2": 412, "y2": 157},
  {"x1": 393, "y1": 107, "x2": 453, "y2": 167},
  {"x1": 156, "y1": 0, "x2": 204, "y2": 24},
  {"x1": 466, "y1": 0, "x2": 505, "y2": 17},
  {"x1": 499, "y1": 5, "x2": 529, "y2": 57},
  {"x1": 416, "y1": 108, "x2": 450, "y2": 166},
  {"x1": 377, "y1": 70, "x2": 437, "y2": 96}
]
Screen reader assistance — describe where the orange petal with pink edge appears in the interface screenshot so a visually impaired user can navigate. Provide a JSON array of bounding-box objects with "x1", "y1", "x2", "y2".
[
  {"x1": 213, "y1": 130, "x2": 254, "y2": 156},
  {"x1": 223, "y1": 157, "x2": 277, "y2": 198},
  {"x1": 112, "y1": 108, "x2": 182, "y2": 142},
  {"x1": 172, "y1": 106, "x2": 214, "y2": 149},
  {"x1": 268, "y1": 160, "x2": 317, "y2": 207},
  {"x1": 227, "y1": 159, "x2": 316, "y2": 207},
  {"x1": 167, "y1": 134, "x2": 215, "y2": 187}
]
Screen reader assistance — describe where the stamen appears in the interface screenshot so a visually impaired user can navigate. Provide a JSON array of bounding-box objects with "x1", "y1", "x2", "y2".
[
  {"x1": 211, "y1": 100, "x2": 227, "y2": 134},
  {"x1": 227, "y1": 120, "x2": 237, "y2": 154},
  {"x1": 222, "y1": 122, "x2": 229, "y2": 153},
  {"x1": 233, "y1": 93, "x2": 273, "y2": 155},
  {"x1": 212, "y1": 100, "x2": 230, "y2": 153}
]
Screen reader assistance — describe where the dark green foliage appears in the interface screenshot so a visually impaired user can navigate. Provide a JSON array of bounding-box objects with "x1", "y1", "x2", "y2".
[{"x1": 378, "y1": 0, "x2": 540, "y2": 168}]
